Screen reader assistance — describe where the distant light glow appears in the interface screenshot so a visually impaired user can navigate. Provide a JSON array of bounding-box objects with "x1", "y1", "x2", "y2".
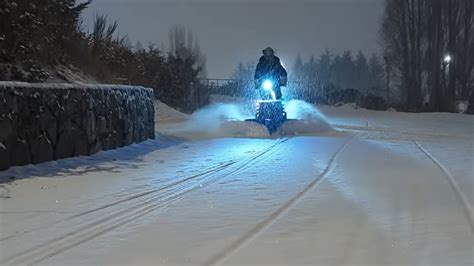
[
  {"x1": 444, "y1": 55, "x2": 451, "y2": 64},
  {"x1": 263, "y1": 80, "x2": 273, "y2": 91}
]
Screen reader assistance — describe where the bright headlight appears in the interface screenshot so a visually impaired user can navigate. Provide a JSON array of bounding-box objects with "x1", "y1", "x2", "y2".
[{"x1": 262, "y1": 80, "x2": 273, "y2": 91}]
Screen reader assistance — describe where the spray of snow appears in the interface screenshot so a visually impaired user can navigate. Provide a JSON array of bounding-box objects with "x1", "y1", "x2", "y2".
[
  {"x1": 198, "y1": 103, "x2": 251, "y2": 121},
  {"x1": 168, "y1": 103, "x2": 270, "y2": 138},
  {"x1": 156, "y1": 99, "x2": 333, "y2": 139},
  {"x1": 182, "y1": 103, "x2": 251, "y2": 130},
  {"x1": 285, "y1": 100, "x2": 330, "y2": 122},
  {"x1": 277, "y1": 100, "x2": 332, "y2": 135}
]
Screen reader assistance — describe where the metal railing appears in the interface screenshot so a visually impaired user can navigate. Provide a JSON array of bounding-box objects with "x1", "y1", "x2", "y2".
[{"x1": 197, "y1": 78, "x2": 307, "y2": 89}]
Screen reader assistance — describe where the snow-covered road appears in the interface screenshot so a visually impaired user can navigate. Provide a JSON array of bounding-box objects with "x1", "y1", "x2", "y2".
[{"x1": 0, "y1": 103, "x2": 473, "y2": 265}]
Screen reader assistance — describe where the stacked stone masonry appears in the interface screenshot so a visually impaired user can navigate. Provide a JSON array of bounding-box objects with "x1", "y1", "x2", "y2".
[{"x1": 0, "y1": 82, "x2": 155, "y2": 171}]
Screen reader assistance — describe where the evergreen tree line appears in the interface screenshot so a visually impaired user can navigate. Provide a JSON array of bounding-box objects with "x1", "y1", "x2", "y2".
[
  {"x1": 291, "y1": 50, "x2": 386, "y2": 106},
  {"x1": 226, "y1": 61, "x2": 256, "y2": 97},
  {"x1": 381, "y1": 0, "x2": 473, "y2": 113},
  {"x1": 0, "y1": 0, "x2": 206, "y2": 112},
  {"x1": 229, "y1": 50, "x2": 388, "y2": 110}
]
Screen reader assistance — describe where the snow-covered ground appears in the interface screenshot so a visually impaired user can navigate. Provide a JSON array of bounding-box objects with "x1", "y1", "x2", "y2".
[
  {"x1": 155, "y1": 100, "x2": 189, "y2": 123},
  {"x1": 0, "y1": 99, "x2": 473, "y2": 265}
]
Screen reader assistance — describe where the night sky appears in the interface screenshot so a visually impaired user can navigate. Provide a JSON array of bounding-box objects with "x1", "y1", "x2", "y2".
[{"x1": 82, "y1": 0, "x2": 385, "y2": 78}]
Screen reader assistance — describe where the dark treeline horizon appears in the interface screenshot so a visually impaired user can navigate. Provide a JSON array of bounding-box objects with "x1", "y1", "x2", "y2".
[
  {"x1": 230, "y1": 49, "x2": 386, "y2": 107},
  {"x1": 230, "y1": 0, "x2": 473, "y2": 113},
  {"x1": 0, "y1": 0, "x2": 472, "y2": 113}
]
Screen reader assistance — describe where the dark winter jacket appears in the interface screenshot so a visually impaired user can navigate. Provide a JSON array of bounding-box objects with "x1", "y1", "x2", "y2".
[{"x1": 254, "y1": 56, "x2": 287, "y2": 81}]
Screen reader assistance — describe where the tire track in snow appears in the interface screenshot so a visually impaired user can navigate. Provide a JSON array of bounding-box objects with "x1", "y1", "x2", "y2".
[
  {"x1": 2, "y1": 138, "x2": 289, "y2": 265},
  {"x1": 0, "y1": 162, "x2": 236, "y2": 243},
  {"x1": 415, "y1": 141, "x2": 474, "y2": 233},
  {"x1": 205, "y1": 136, "x2": 353, "y2": 266},
  {"x1": 0, "y1": 140, "x2": 283, "y2": 243},
  {"x1": 68, "y1": 162, "x2": 237, "y2": 219},
  {"x1": 334, "y1": 124, "x2": 471, "y2": 140},
  {"x1": 1, "y1": 138, "x2": 291, "y2": 266}
]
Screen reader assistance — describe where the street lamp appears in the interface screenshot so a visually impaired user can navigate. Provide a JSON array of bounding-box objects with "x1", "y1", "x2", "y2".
[{"x1": 441, "y1": 54, "x2": 452, "y2": 98}]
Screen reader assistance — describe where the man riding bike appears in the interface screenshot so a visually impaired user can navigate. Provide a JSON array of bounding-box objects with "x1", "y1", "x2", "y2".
[{"x1": 254, "y1": 47, "x2": 288, "y2": 100}]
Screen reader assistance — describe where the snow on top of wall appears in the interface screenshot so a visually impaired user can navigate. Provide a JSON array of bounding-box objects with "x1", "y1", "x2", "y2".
[{"x1": 0, "y1": 81, "x2": 152, "y2": 92}]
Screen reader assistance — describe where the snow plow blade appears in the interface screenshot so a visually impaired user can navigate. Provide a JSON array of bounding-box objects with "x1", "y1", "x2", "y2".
[
  {"x1": 246, "y1": 100, "x2": 289, "y2": 134},
  {"x1": 244, "y1": 118, "x2": 300, "y2": 135},
  {"x1": 219, "y1": 120, "x2": 271, "y2": 138}
]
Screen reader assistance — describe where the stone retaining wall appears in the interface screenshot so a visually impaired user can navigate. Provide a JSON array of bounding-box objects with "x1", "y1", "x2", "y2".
[{"x1": 0, "y1": 82, "x2": 155, "y2": 170}]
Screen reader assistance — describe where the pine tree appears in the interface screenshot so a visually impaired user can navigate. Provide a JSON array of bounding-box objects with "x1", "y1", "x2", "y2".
[
  {"x1": 318, "y1": 49, "x2": 333, "y2": 89},
  {"x1": 340, "y1": 51, "x2": 356, "y2": 90},
  {"x1": 368, "y1": 53, "x2": 385, "y2": 97},
  {"x1": 354, "y1": 51, "x2": 369, "y2": 93},
  {"x1": 292, "y1": 54, "x2": 304, "y2": 81}
]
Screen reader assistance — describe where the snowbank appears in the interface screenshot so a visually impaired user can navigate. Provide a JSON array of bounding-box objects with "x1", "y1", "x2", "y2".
[
  {"x1": 154, "y1": 100, "x2": 188, "y2": 122},
  {"x1": 157, "y1": 103, "x2": 270, "y2": 139},
  {"x1": 319, "y1": 104, "x2": 474, "y2": 138}
]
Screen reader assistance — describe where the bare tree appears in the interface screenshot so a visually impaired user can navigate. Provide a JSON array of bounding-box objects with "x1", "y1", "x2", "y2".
[
  {"x1": 381, "y1": 0, "x2": 427, "y2": 111},
  {"x1": 168, "y1": 25, "x2": 207, "y2": 78},
  {"x1": 382, "y1": 0, "x2": 473, "y2": 112},
  {"x1": 426, "y1": 0, "x2": 443, "y2": 111},
  {"x1": 459, "y1": 0, "x2": 473, "y2": 104}
]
